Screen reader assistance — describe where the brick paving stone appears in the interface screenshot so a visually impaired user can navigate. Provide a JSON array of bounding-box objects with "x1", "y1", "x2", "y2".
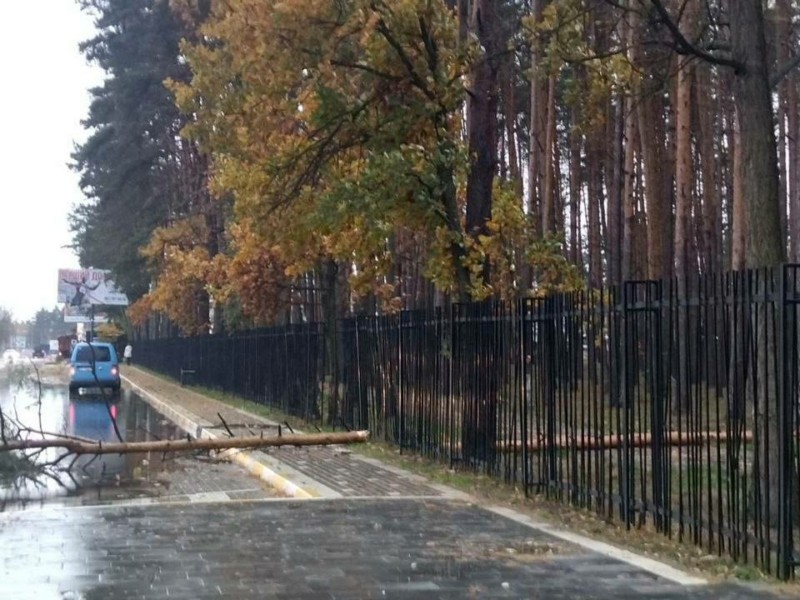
[
  {"x1": 124, "y1": 368, "x2": 445, "y2": 498},
  {"x1": 268, "y1": 447, "x2": 442, "y2": 497},
  {"x1": 0, "y1": 498, "x2": 787, "y2": 599}
]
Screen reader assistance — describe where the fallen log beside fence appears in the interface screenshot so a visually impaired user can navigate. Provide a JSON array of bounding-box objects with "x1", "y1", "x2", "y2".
[{"x1": 495, "y1": 430, "x2": 753, "y2": 452}]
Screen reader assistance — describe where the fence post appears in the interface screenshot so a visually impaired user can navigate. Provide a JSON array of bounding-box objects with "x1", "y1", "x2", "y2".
[
  {"x1": 618, "y1": 281, "x2": 647, "y2": 529},
  {"x1": 621, "y1": 281, "x2": 633, "y2": 529},
  {"x1": 398, "y1": 311, "x2": 404, "y2": 452},
  {"x1": 447, "y1": 304, "x2": 456, "y2": 467},
  {"x1": 778, "y1": 264, "x2": 795, "y2": 579},
  {"x1": 520, "y1": 298, "x2": 530, "y2": 496},
  {"x1": 542, "y1": 297, "x2": 558, "y2": 495},
  {"x1": 650, "y1": 279, "x2": 668, "y2": 534}
]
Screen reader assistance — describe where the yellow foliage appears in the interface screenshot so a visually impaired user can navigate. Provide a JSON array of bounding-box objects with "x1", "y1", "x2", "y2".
[
  {"x1": 164, "y1": 0, "x2": 477, "y2": 314},
  {"x1": 127, "y1": 295, "x2": 153, "y2": 329},
  {"x1": 95, "y1": 322, "x2": 125, "y2": 343},
  {"x1": 479, "y1": 183, "x2": 583, "y2": 300},
  {"x1": 136, "y1": 215, "x2": 213, "y2": 334},
  {"x1": 222, "y1": 219, "x2": 294, "y2": 325}
]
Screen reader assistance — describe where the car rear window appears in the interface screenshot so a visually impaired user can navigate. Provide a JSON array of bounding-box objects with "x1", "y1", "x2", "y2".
[{"x1": 75, "y1": 346, "x2": 112, "y2": 362}]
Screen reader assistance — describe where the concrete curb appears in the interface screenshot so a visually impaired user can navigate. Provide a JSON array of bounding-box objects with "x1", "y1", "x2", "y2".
[
  {"x1": 122, "y1": 375, "x2": 315, "y2": 500},
  {"x1": 217, "y1": 448, "x2": 314, "y2": 499}
]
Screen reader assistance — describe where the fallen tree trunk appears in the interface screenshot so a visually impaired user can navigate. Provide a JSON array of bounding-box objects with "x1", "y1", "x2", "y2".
[
  {"x1": 495, "y1": 430, "x2": 753, "y2": 452},
  {"x1": 0, "y1": 430, "x2": 369, "y2": 455}
]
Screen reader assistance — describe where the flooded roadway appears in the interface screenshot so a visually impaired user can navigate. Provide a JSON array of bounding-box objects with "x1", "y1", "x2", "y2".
[{"x1": 0, "y1": 363, "x2": 276, "y2": 510}]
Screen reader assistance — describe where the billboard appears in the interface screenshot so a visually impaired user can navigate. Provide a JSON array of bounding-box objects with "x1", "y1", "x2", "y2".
[
  {"x1": 63, "y1": 304, "x2": 109, "y2": 324},
  {"x1": 57, "y1": 268, "x2": 129, "y2": 307}
]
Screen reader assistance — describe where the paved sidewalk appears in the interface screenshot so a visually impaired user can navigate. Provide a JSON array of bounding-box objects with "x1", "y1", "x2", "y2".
[
  {"x1": 117, "y1": 368, "x2": 790, "y2": 598},
  {"x1": 122, "y1": 368, "x2": 451, "y2": 500}
]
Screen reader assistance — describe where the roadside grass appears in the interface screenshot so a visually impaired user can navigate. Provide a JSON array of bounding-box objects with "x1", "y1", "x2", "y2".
[{"x1": 130, "y1": 366, "x2": 796, "y2": 589}]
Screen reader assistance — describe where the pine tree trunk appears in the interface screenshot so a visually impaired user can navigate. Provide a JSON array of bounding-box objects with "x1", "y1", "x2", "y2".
[
  {"x1": 674, "y1": 54, "x2": 692, "y2": 281},
  {"x1": 569, "y1": 115, "x2": 583, "y2": 267},
  {"x1": 789, "y1": 76, "x2": 800, "y2": 261},
  {"x1": 528, "y1": 0, "x2": 545, "y2": 222},
  {"x1": 542, "y1": 74, "x2": 557, "y2": 234},
  {"x1": 587, "y1": 135, "x2": 603, "y2": 288},
  {"x1": 622, "y1": 94, "x2": 636, "y2": 281},
  {"x1": 638, "y1": 91, "x2": 672, "y2": 280},
  {"x1": 503, "y1": 64, "x2": 523, "y2": 198},
  {"x1": 607, "y1": 98, "x2": 623, "y2": 284},
  {"x1": 730, "y1": 0, "x2": 784, "y2": 268},
  {"x1": 696, "y1": 66, "x2": 720, "y2": 274},
  {"x1": 465, "y1": 0, "x2": 498, "y2": 253},
  {"x1": 731, "y1": 113, "x2": 747, "y2": 271}
]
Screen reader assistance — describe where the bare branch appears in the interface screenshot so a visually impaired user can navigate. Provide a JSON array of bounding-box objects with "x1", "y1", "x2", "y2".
[
  {"x1": 218, "y1": 412, "x2": 235, "y2": 438},
  {"x1": 771, "y1": 53, "x2": 800, "y2": 88},
  {"x1": 647, "y1": 0, "x2": 744, "y2": 73}
]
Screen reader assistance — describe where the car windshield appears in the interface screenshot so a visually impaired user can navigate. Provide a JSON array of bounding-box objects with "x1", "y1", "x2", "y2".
[{"x1": 75, "y1": 346, "x2": 112, "y2": 362}]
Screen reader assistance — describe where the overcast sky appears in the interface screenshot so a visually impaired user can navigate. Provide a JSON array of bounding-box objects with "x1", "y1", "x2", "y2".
[{"x1": 0, "y1": 1, "x2": 103, "y2": 322}]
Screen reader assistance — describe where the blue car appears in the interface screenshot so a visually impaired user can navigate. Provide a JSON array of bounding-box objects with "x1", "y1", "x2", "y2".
[{"x1": 69, "y1": 342, "x2": 121, "y2": 393}]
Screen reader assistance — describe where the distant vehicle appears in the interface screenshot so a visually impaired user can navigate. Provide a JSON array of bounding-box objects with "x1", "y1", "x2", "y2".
[
  {"x1": 58, "y1": 334, "x2": 77, "y2": 359},
  {"x1": 69, "y1": 342, "x2": 121, "y2": 394},
  {"x1": 2, "y1": 349, "x2": 21, "y2": 365},
  {"x1": 33, "y1": 344, "x2": 49, "y2": 359}
]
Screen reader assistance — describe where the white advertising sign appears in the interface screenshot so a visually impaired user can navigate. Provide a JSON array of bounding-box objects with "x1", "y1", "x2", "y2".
[
  {"x1": 57, "y1": 268, "x2": 129, "y2": 307},
  {"x1": 63, "y1": 304, "x2": 110, "y2": 324}
]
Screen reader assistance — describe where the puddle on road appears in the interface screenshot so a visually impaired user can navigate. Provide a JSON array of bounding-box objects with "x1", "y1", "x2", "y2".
[{"x1": 0, "y1": 370, "x2": 228, "y2": 510}]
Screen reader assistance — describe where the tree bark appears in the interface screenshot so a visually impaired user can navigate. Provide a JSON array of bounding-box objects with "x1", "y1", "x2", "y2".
[
  {"x1": 587, "y1": 134, "x2": 604, "y2": 288},
  {"x1": 730, "y1": 0, "x2": 785, "y2": 268},
  {"x1": 541, "y1": 74, "x2": 557, "y2": 234},
  {"x1": 790, "y1": 76, "x2": 800, "y2": 261},
  {"x1": 465, "y1": 0, "x2": 498, "y2": 240},
  {"x1": 622, "y1": 94, "x2": 636, "y2": 281},
  {"x1": 569, "y1": 110, "x2": 583, "y2": 267},
  {"x1": 607, "y1": 98, "x2": 623, "y2": 284},
  {"x1": 674, "y1": 53, "x2": 693, "y2": 280},
  {"x1": 528, "y1": 0, "x2": 546, "y2": 223},
  {"x1": 696, "y1": 65, "x2": 720, "y2": 274},
  {"x1": 637, "y1": 90, "x2": 672, "y2": 280},
  {"x1": 731, "y1": 113, "x2": 747, "y2": 270}
]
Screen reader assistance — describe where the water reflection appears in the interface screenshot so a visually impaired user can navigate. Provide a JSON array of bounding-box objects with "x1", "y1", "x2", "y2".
[
  {"x1": 66, "y1": 395, "x2": 127, "y2": 485},
  {"x1": 1, "y1": 371, "x2": 185, "y2": 508}
]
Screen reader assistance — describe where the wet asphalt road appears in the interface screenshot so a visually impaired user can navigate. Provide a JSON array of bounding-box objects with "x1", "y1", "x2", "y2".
[{"x1": 0, "y1": 498, "x2": 788, "y2": 600}]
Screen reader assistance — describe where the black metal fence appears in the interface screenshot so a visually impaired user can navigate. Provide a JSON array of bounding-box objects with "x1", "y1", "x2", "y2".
[{"x1": 137, "y1": 265, "x2": 800, "y2": 578}]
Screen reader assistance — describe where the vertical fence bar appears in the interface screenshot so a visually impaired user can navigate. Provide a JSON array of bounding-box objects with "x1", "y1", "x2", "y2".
[
  {"x1": 621, "y1": 281, "x2": 632, "y2": 528},
  {"x1": 779, "y1": 265, "x2": 796, "y2": 578}
]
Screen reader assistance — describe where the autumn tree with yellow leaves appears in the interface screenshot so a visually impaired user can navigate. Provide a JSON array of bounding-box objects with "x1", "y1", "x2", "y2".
[{"x1": 126, "y1": 0, "x2": 579, "y2": 334}]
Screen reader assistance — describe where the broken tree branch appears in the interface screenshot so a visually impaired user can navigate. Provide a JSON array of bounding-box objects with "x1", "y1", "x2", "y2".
[{"x1": 1, "y1": 430, "x2": 369, "y2": 456}]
